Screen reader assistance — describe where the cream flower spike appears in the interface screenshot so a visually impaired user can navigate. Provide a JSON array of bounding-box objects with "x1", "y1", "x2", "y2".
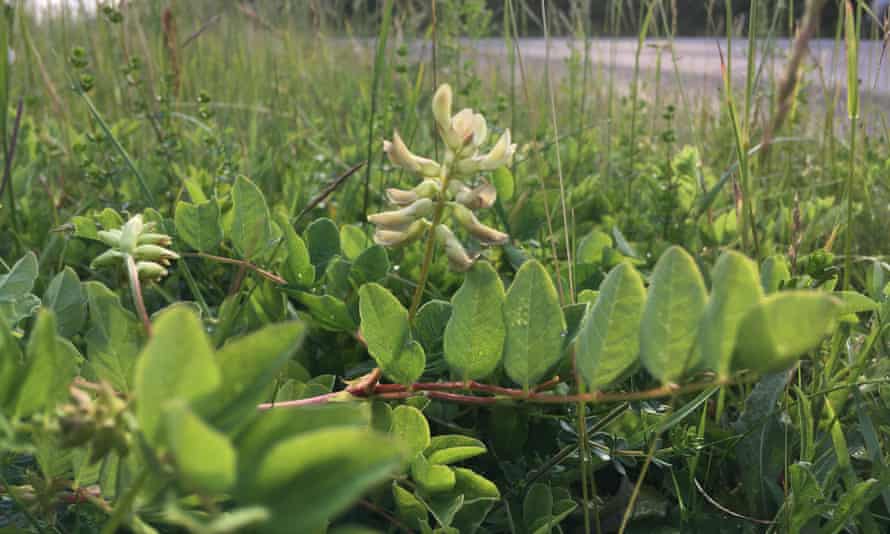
[{"x1": 371, "y1": 82, "x2": 511, "y2": 271}]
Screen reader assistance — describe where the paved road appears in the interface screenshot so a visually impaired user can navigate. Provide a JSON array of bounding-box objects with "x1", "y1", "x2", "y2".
[{"x1": 467, "y1": 37, "x2": 890, "y2": 99}]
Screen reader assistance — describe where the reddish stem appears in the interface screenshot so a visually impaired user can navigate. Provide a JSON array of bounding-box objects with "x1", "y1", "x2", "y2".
[
  {"x1": 257, "y1": 391, "x2": 341, "y2": 410},
  {"x1": 125, "y1": 255, "x2": 153, "y2": 337}
]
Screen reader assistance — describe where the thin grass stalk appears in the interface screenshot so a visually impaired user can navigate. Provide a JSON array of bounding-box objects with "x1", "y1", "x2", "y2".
[
  {"x1": 362, "y1": 0, "x2": 394, "y2": 221},
  {"x1": 844, "y1": 0, "x2": 860, "y2": 290}
]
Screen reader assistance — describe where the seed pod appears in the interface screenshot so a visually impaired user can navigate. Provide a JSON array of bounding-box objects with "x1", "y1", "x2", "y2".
[
  {"x1": 136, "y1": 261, "x2": 168, "y2": 281},
  {"x1": 451, "y1": 203, "x2": 509, "y2": 245},
  {"x1": 137, "y1": 232, "x2": 173, "y2": 246},
  {"x1": 134, "y1": 244, "x2": 180, "y2": 265},
  {"x1": 97, "y1": 229, "x2": 122, "y2": 248},
  {"x1": 90, "y1": 249, "x2": 124, "y2": 269}
]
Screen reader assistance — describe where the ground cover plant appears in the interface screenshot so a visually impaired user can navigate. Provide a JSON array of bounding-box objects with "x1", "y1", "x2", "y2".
[{"x1": 1, "y1": 0, "x2": 890, "y2": 532}]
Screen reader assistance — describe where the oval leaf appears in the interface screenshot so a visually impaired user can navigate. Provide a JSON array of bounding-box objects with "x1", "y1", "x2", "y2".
[
  {"x1": 733, "y1": 292, "x2": 841, "y2": 374},
  {"x1": 175, "y1": 200, "x2": 223, "y2": 252},
  {"x1": 134, "y1": 306, "x2": 221, "y2": 445},
  {"x1": 359, "y1": 283, "x2": 425, "y2": 385},
  {"x1": 640, "y1": 246, "x2": 707, "y2": 384},
  {"x1": 444, "y1": 261, "x2": 506, "y2": 381},
  {"x1": 230, "y1": 176, "x2": 274, "y2": 260},
  {"x1": 165, "y1": 403, "x2": 236, "y2": 494},
  {"x1": 503, "y1": 260, "x2": 566, "y2": 389},
  {"x1": 698, "y1": 251, "x2": 762, "y2": 378},
  {"x1": 576, "y1": 262, "x2": 646, "y2": 391},
  {"x1": 391, "y1": 405, "x2": 430, "y2": 460}
]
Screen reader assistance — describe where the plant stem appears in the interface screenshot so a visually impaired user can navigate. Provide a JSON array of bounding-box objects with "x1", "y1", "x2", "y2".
[
  {"x1": 261, "y1": 376, "x2": 744, "y2": 410},
  {"x1": 0, "y1": 98, "x2": 23, "y2": 233},
  {"x1": 186, "y1": 252, "x2": 286, "y2": 285},
  {"x1": 408, "y1": 164, "x2": 451, "y2": 319},
  {"x1": 125, "y1": 255, "x2": 153, "y2": 337}
]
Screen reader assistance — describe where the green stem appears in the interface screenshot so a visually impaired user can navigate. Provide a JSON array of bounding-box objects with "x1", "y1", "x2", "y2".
[
  {"x1": 100, "y1": 468, "x2": 149, "y2": 534},
  {"x1": 407, "y1": 164, "x2": 451, "y2": 320}
]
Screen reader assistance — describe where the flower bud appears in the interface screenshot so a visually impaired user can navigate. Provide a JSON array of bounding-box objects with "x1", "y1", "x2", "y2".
[
  {"x1": 373, "y1": 219, "x2": 429, "y2": 248},
  {"x1": 388, "y1": 179, "x2": 440, "y2": 206},
  {"x1": 118, "y1": 215, "x2": 144, "y2": 253},
  {"x1": 367, "y1": 198, "x2": 434, "y2": 229},
  {"x1": 385, "y1": 187, "x2": 418, "y2": 206},
  {"x1": 432, "y1": 84, "x2": 453, "y2": 136},
  {"x1": 90, "y1": 249, "x2": 124, "y2": 269},
  {"x1": 383, "y1": 132, "x2": 441, "y2": 177},
  {"x1": 434, "y1": 224, "x2": 477, "y2": 272},
  {"x1": 133, "y1": 244, "x2": 180, "y2": 266},
  {"x1": 477, "y1": 129, "x2": 516, "y2": 171},
  {"x1": 136, "y1": 261, "x2": 168, "y2": 281},
  {"x1": 137, "y1": 232, "x2": 173, "y2": 246},
  {"x1": 451, "y1": 203, "x2": 509, "y2": 245},
  {"x1": 455, "y1": 182, "x2": 497, "y2": 210},
  {"x1": 97, "y1": 229, "x2": 122, "y2": 248}
]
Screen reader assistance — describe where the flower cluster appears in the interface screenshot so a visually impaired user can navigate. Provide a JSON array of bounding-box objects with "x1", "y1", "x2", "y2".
[
  {"x1": 90, "y1": 214, "x2": 179, "y2": 281},
  {"x1": 58, "y1": 381, "x2": 133, "y2": 463},
  {"x1": 368, "y1": 83, "x2": 516, "y2": 271}
]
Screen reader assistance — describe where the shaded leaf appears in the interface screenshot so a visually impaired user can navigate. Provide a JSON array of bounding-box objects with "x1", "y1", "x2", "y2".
[
  {"x1": 503, "y1": 260, "x2": 566, "y2": 389},
  {"x1": 444, "y1": 262, "x2": 505, "y2": 381},
  {"x1": 576, "y1": 262, "x2": 646, "y2": 390}
]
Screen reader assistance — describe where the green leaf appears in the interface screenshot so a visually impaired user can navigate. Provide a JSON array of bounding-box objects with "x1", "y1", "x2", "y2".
[
  {"x1": 576, "y1": 230, "x2": 612, "y2": 264},
  {"x1": 359, "y1": 283, "x2": 425, "y2": 385},
  {"x1": 277, "y1": 215, "x2": 315, "y2": 288},
  {"x1": 523, "y1": 483, "x2": 553, "y2": 525},
  {"x1": 818, "y1": 479, "x2": 883, "y2": 534},
  {"x1": 492, "y1": 167, "x2": 514, "y2": 202},
  {"x1": 175, "y1": 200, "x2": 223, "y2": 252},
  {"x1": 640, "y1": 246, "x2": 707, "y2": 384},
  {"x1": 392, "y1": 482, "x2": 428, "y2": 529},
  {"x1": 236, "y1": 404, "x2": 371, "y2": 470},
  {"x1": 340, "y1": 224, "x2": 371, "y2": 260},
  {"x1": 305, "y1": 217, "x2": 340, "y2": 270},
  {"x1": 165, "y1": 402, "x2": 237, "y2": 494},
  {"x1": 576, "y1": 262, "x2": 646, "y2": 391},
  {"x1": 210, "y1": 321, "x2": 305, "y2": 431},
  {"x1": 17, "y1": 310, "x2": 78, "y2": 417},
  {"x1": 733, "y1": 292, "x2": 842, "y2": 374},
  {"x1": 243, "y1": 427, "x2": 404, "y2": 533},
  {"x1": 413, "y1": 300, "x2": 452, "y2": 356},
  {"x1": 134, "y1": 306, "x2": 221, "y2": 445},
  {"x1": 453, "y1": 467, "x2": 499, "y2": 502},
  {"x1": 444, "y1": 262, "x2": 505, "y2": 381},
  {"x1": 698, "y1": 251, "x2": 762, "y2": 377},
  {"x1": 350, "y1": 245, "x2": 391, "y2": 286},
  {"x1": 760, "y1": 255, "x2": 790, "y2": 294},
  {"x1": 43, "y1": 268, "x2": 86, "y2": 338},
  {"x1": 230, "y1": 176, "x2": 275, "y2": 260},
  {"x1": 502, "y1": 260, "x2": 566, "y2": 389},
  {"x1": 411, "y1": 454, "x2": 456, "y2": 494},
  {"x1": 295, "y1": 292, "x2": 356, "y2": 332},
  {"x1": 84, "y1": 282, "x2": 144, "y2": 393},
  {"x1": 834, "y1": 290, "x2": 879, "y2": 315},
  {"x1": 0, "y1": 321, "x2": 23, "y2": 412},
  {"x1": 391, "y1": 405, "x2": 430, "y2": 460},
  {"x1": 0, "y1": 252, "x2": 38, "y2": 302}
]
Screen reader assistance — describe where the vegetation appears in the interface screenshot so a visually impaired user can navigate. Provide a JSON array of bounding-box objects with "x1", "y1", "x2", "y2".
[{"x1": 1, "y1": 1, "x2": 890, "y2": 533}]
